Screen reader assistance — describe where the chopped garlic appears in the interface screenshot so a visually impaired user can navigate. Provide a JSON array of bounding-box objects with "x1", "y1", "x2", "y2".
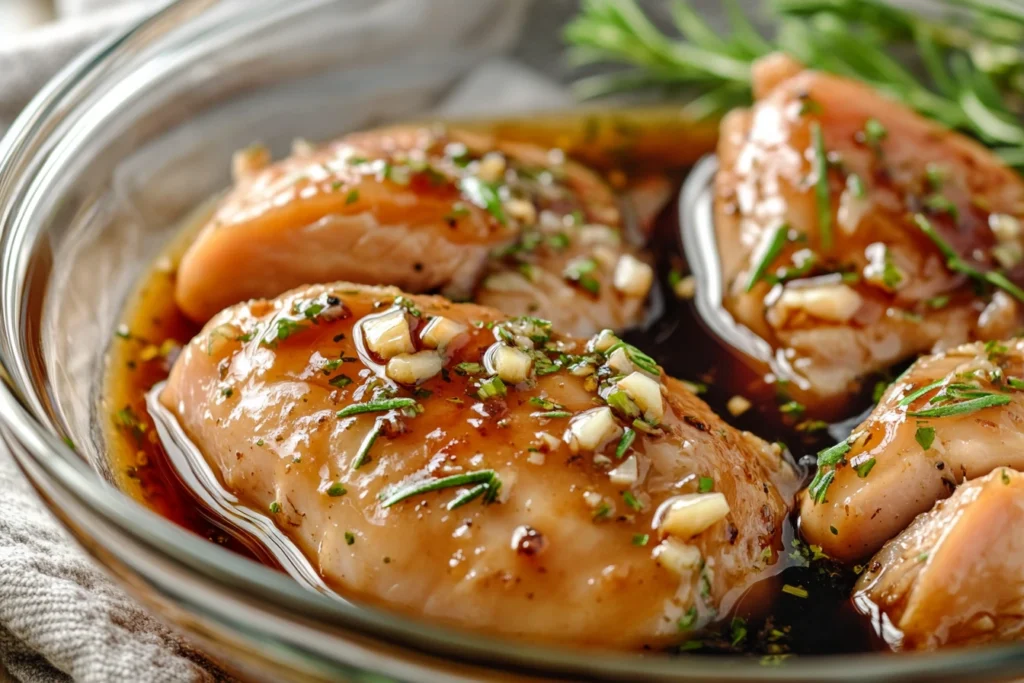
[
  {"x1": 613, "y1": 254, "x2": 654, "y2": 298},
  {"x1": 486, "y1": 343, "x2": 533, "y2": 384},
  {"x1": 565, "y1": 407, "x2": 620, "y2": 453},
  {"x1": 481, "y1": 271, "x2": 533, "y2": 293},
  {"x1": 476, "y1": 152, "x2": 506, "y2": 184},
  {"x1": 606, "y1": 347, "x2": 635, "y2": 375},
  {"x1": 993, "y1": 242, "x2": 1023, "y2": 269},
  {"x1": 659, "y1": 493, "x2": 730, "y2": 539},
  {"x1": 726, "y1": 395, "x2": 751, "y2": 416},
  {"x1": 674, "y1": 275, "x2": 696, "y2": 300},
  {"x1": 582, "y1": 491, "x2": 604, "y2": 508},
  {"x1": 617, "y1": 372, "x2": 664, "y2": 423},
  {"x1": 570, "y1": 360, "x2": 596, "y2": 377},
  {"x1": 838, "y1": 183, "x2": 871, "y2": 234},
  {"x1": 535, "y1": 431, "x2": 561, "y2": 451},
  {"x1": 420, "y1": 316, "x2": 467, "y2": 351},
  {"x1": 990, "y1": 213, "x2": 1021, "y2": 243},
  {"x1": 579, "y1": 224, "x2": 621, "y2": 246},
  {"x1": 774, "y1": 282, "x2": 863, "y2": 323},
  {"x1": 608, "y1": 456, "x2": 638, "y2": 486},
  {"x1": 505, "y1": 198, "x2": 537, "y2": 225},
  {"x1": 652, "y1": 538, "x2": 702, "y2": 576},
  {"x1": 588, "y1": 329, "x2": 620, "y2": 353},
  {"x1": 361, "y1": 308, "x2": 414, "y2": 359},
  {"x1": 385, "y1": 351, "x2": 443, "y2": 385},
  {"x1": 527, "y1": 451, "x2": 546, "y2": 465}
]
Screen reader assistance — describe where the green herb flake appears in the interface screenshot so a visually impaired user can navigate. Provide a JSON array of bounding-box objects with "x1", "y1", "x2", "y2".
[
  {"x1": 622, "y1": 491, "x2": 643, "y2": 511},
  {"x1": 678, "y1": 606, "x2": 699, "y2": 631},
  {"x1": 329, "y1": 374, "x2": 353, "y2": 388},
  {"x1": 345, "y1": 189, "x2": 360, "y2": 205},
  {"x1": 811, "y1": 122, "x2": 833, "y2": 250},
  {"x1": 854, "y1": 457, "x2": 877, "y2": 478},
  {"x1": 337, "y1": 397, "x2": 417, "y2": 418},
  {"x1": 781, "y1": 584, "x2": 808, "y2": 599},
  {"x1": 269, "y1": 501, "x2": 282, "y2": 514},
  {"x1": 326, "y1": 482, "x2": 347, "y2": 497},
  {"x1": 345, "y1": 531, "x2": 356, "y2": 545},
  {"x1": 908, "y1": 393, "x2": 1010, "y2": 418},
  {"x1": 381, "y1": 469, "x2": 501, "y2": 509},
  {"x1": 476, "y1": 375, "x2": 508, "y2": 400},
  {"x1": 459, "y1": 176, "x2": 506, "y2": 225},
  {"x1": 915, "y1": 426, "x2": 936, "y2": 450},
  {"x1": 615, "y1": 427, "x2": 636, "y2": 459},
  {"x1": 864, "y1": 118, "x2": 888, "y2": 147},
  {"x1": 745, "y1": 223, "x2": 789, "y2": 291},
  {"x1": 697, "y1": 476, "x2": 714, "y2": 493},
  {"x1": 632, "y1": 533, "x2": 650, "y2": 547}
]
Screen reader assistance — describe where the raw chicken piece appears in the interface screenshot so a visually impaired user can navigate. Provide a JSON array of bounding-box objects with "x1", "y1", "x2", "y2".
[
  {"x1": 854, "y1": 468, "x2": 1024, "y2": 650},
  {"x1": 799, "y1": 338, "x2": 1024, "y2": 562},
  {"x1": 175, "y1": 126, "x2": 655, "y2": 336},
  {"x1": 161, "y1": 282, "x2": 797, "y2": 649},
  {"x1": 715, "y1": 53, "x2": 1024, "y2": 405}
]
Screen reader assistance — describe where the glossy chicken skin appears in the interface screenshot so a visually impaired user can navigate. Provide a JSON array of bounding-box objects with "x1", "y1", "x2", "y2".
[
  {"x1": 854, "y1": 468, "x2": 1024, "y2": 650},
  {"x1": 161, "y1": 283, "x2": 796, "y2": 648},
  {"x1": 800, "y1": 339, "x2": 1024, "y2": 562},
  {"x1": 715, "y1": 54, "x2": 1024, "y2": 403},
  {"x1": 175, "y1": 126, "x2": 653, "y2": 336}
]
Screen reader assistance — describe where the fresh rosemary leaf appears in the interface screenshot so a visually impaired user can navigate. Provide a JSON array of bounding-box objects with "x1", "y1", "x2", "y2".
[
  {"x1": 745, "y1": 223, "x2": 789, "y2": 291},
  {"x1": 908, "y1": 392, "x2": 1010, "y2": 418},
  {"x1": 898, "y1": 378, "x2": 945, "y2": 406},
  {"x1": 350, "y1": 417, "x2": 384, "y2": 470},
  {"x1": 380, "y1": 470, "x2": 499, "y2": 508},
  {"x1": 337, "y1": 398, "x2": 417, "y2": 418}
]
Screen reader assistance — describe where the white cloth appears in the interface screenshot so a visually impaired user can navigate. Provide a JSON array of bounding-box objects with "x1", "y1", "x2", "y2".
[{"x1": 0, "y1": 1, "x2": 563, "y2": 681}]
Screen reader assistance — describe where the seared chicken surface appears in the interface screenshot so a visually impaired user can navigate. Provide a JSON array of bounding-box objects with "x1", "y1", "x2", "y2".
[
  {"x1": 854, "y1": 468, "x2": 1024, "y2": 650},
  {"x1": 715, "y1": 54, "x2": 1024, "y2": 404},
  {"x1": 799, "y1": 338, "x2": 1024, "y2": 562},
  {"x1": 161, "y1": 282, "x2": 796, "y2": 648},
  {"x1": 175, "y1": 126, "x2": 654, "y2": 337}
]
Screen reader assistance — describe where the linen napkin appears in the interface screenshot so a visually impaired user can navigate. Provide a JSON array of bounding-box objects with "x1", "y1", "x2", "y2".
[{"x1": 0, "y1": 1, "x2": 566, "y2": 681}]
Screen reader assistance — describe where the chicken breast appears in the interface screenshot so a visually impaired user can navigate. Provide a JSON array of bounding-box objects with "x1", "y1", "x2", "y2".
[
  {"x1": 175, "y1": 126, "x2": 654, "y2": 336},
  {"x1": 799, "y1": 338, "x2": 1024, "y2": 562},
  {"x1": 161, "y1": 282, "x2": 797, "y2": 649},
  {"x1": 854, "y1": 468, "x2": 1024, "y2": 650},
  {"x1": 715, "y1": 53, "x2": 1024, "y2": 405}
]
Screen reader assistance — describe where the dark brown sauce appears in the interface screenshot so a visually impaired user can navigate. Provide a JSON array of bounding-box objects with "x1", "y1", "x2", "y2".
[{"x1": 102, "y1": 130, "x2": 886, "y2": 656}]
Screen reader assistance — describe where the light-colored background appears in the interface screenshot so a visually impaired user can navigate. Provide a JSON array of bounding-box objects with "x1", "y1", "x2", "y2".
[{"x1": 0, "y1": 0, "x2": 55, "y2": 35}]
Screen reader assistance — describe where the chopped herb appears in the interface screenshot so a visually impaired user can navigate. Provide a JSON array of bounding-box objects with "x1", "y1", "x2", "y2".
[
  {"x1": 256, "y1": 439, "x2": 265, "y2": 447},
  {"x1": 338, "y1": 398, "x2": 417, "y2": 418},
  {"x1": 269, "y1": 501, "x2": 282, "y2": 514},
  {"x1": 563, "y1": 257, "x2": 600, "y2": 295},
  {"x1": 115, "y1": 324, "x2": 131, "y2": 339},
  {"x1": 847, "y1": 172, "x2": 867, "y2": 199},
  {"x1": 605, "y1": 341, "x2": 660, "y2": 376},
  {"x1": 898, "y1": 378, "x2": 945, "y2": 407},
  {"x1": 393, "y1": 295, "x2": 422, "y2": 318},
  {"x1": 923, "y1": 193, "x2": 959, "y2": 219},
  {"x1": 632, "y1": 533, "x2": 650, "y2": 547},
  {"x1": 926, "y1": 294, "x2": 950, "y2": 309},
  {"x1": 1002, "y1": 469, "x2": 1012, "y2": 485},
  {"x1": 529, "y1": 396, "x2": 564, "y2": 411},
  {"x1": 381, "y1": 469, "x2": 501, "y2": 508},
  {"x1": 925, "y1": 163, "x2": 947, "y2": 189},
  {"x1": 459, "y1": 176, "x2": 506, "y2": 225},
  {"x1": 830, "y1": 525, "x2": 839, "y2": 535},
  {"x1": 863, "y1": 118, "x2": 888, "y2": 147},
  {"x1": 679, "y1": 640, "x2": 704, "y2": 652},
  {"x1": 781, "y1": 584, "x2": 808, "y2": 599},
  {"x1": 798, "y1": 99, "x2": 822, "y2": 116},
  {"x1": 779, "y1": 400, "x2": 805, "y2": 418},
  {"x1": 745, "y1": 223, "x2": 789, "y2": 291},
  {"x1": 477, "y1": 376, "x2": 507, "y2": 400},
  {"x1": 698, "y1": 476, "x2": 714, "y2": 493},
  {"x1": 730, "y1": 617, "x2": 748, "y2": 647},
  {"x1": 264, "y1": 318, "x2": 306, "y2": 345},
  {"x1": 593, "y1": 501, "x2": 613, "y2": 520},
  {"x1": 807, "y1": 440, "x2": 852, "y2": 504},
  {"x1": 615, "y1": 427, "x2": 636, "y2": 458},
  {"x1": 915, "y1": 213, "x2": 1024, "y2": 303},
  {"x1": 908, "y1": 393, "x2": 1010, "y2": 418},
  {"x1": 796, "y1": 419, "x2": 828, "y2": 433},
  {"x1": 622, "y1": 491, "x2": 643, "y2": 511},
  {"x1": 329, "y1": 374, "x2": 353, "y2": 388},
  {"x1": 854, "y1": 457, "x2": 877, "y2": 478},
  {"x1": 917, "y1": 552, "x2": 929, "y2": 562},
  {"x1": 454, "y1": 363, "x2": 486, "y2": 379},
  {"x1": 872, "y1": 380, "x2": 890, "y2": 403},
  {"x1": 350, "y1": 417, "x2": 384, "y2": 470},
  {"x1": 547, "y1": 232, "x2": 570, "y2": 249},
  {"x1": 881, "y1": 248, "x2": 904, "y2": 289},
  {"x1": 220, "y1": 387, "x2": 233, "y2": 398},
  {"x1": 607, "y1": 390, "x2": 641, "y2": 419},
  {"x1": 533, "y1": 410, "x2": 571, "y2": 419},
  {"x1": 345, "y1": 189, "x2": 360, "y2": 205},
  {"x1": 344, "y1": 531, "x2": 356, "y2": 545},
  {"x1": 811, "y1": 122, "x2": 833, "y2": 250},
  {"x1": 915, "y1": 426, "x2": 936, "y2": 450},
  {"x1": 678, "y1": 606, "x2": 699, "y2": 631}
]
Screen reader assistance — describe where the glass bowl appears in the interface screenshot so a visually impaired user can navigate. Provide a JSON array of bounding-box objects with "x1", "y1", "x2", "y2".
[{"x1": 0, "y1": 0, "x2": 1022, "y2": 680}]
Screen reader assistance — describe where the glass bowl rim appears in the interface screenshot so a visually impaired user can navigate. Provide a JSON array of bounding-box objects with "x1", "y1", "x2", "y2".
[{"x1": 0, "y1": 1, "x2": 1022, "y2": 679}]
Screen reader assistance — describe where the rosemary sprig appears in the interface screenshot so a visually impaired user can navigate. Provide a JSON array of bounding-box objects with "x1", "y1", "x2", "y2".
[
  {"x1": 908, "y1": 392, "x2": 1010, "y2": 417},
  {"x1": 745, "y1": 223, "x2": 789, "y2": 291},
  {"x1": 380, "y1": 470, "x2": 502, "y2": 509},
  {"x1": 806, "y1": 439, "x2": 851, "y2": 504},
  {"x1": 350, "y1": 417, "x2": 384, "y2": 470},
  {"x1": 337, "y1": 398, "x2": 417, "y2": 418},
  {"x1": 914, "y1": 214, "x2": 1024, "y2": 302},
  {"x1": 565, "y1": 0, "x2": 1024, "y2": 167}
]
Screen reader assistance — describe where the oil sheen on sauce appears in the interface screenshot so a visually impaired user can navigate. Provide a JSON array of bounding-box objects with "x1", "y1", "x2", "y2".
[{"x1": 101, "y1": 149, "x2": 883, "y2": 658}]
